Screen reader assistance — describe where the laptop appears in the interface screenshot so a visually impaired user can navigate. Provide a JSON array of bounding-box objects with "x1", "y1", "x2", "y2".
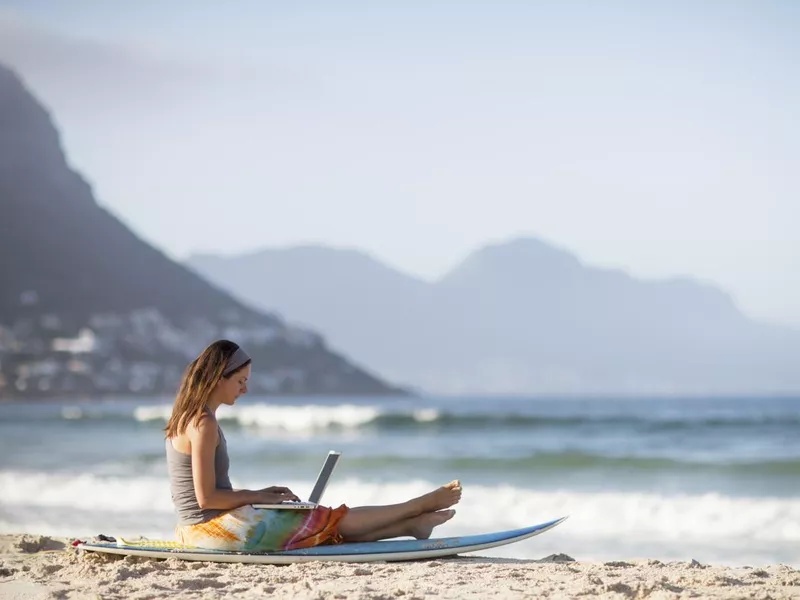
[{"x1": 252, "y1": 450, "x2": 341, "y2": 510}]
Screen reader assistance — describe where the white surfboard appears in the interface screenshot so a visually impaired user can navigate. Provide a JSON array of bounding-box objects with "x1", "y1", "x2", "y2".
[{"x1": 77, "y1": 517, "x2": 567, "y2": 564}]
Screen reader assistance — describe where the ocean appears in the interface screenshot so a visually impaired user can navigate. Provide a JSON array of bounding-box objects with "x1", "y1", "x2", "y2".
[{"x1": 1, "y1": 395, "x2": 798, "y2": 567}]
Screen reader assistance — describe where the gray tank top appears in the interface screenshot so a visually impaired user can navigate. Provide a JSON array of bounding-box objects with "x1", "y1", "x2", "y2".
[{"x1": 165, "y1": 418, "x2": 233, "y2": 526}]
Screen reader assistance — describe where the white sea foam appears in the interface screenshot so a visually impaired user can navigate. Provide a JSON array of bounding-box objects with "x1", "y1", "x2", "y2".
[
  {"x1": 221, "y1": 405, "x2": 380, "y2": 431},
  {"x1": 412, "y1": 408, "x2": 440, "y2": 422},
  {"x1": 60, "y1": 406, "x2": 85, "y2": 420},
  {"x1": 133, "y1": 405, "x2": 172, "y2": 422},
  {"x1": 0, "y1": 471, "x2": 175, "y2": 513},
  {"x1": 133, "y1": 403, "x2": 382, "y2": 432},
  {"x1": 2, "y1": 469, "x2": 799, "y2": 565}
]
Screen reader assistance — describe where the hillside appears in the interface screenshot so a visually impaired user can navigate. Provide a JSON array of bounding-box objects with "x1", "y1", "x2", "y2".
[
  {"x1": 188, "y1": 239, "x2": 800, "y2": 395},
  {"x1": 0, "y1": 64, "x2": 403, "y2": 398}
]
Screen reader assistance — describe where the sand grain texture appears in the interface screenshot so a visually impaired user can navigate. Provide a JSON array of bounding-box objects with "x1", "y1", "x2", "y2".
[{"x1": 1, "y1": 534, "x2": 798, "y2": 599}]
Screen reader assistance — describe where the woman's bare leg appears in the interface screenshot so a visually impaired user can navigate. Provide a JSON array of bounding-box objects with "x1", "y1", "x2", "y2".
[
  {"x1": 343, "y1": 510, "x2": 456, "y2": 543},
  {"x1": 337, "y1": 481, "x2": 461, "y2": 540}
]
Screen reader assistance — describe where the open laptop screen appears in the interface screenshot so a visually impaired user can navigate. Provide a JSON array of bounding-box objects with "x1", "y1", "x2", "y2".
[{"x1": 308, "y1": 451, "x2": 341, "y2": 504}]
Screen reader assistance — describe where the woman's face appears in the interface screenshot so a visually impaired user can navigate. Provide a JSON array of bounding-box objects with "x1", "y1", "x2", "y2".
[{"x1": 218, "y1": 363, "x2": 251, "y2": 406}]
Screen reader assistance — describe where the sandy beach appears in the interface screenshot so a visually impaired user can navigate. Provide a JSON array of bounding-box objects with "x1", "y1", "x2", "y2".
[{"x1": 0, "y1": 534, "x2": 797, "y2": 599}]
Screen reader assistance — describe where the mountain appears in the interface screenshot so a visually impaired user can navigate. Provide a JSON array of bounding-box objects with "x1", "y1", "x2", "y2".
[
  {"x1": 187, "y1": 239, "x2": 800, "y2": 395},
  {"x1": 0, "y1": 64, "x2": 403, "y2": 398},
  {"x1": 186, "y1": 246, "x2": 431, "y2": 376}
]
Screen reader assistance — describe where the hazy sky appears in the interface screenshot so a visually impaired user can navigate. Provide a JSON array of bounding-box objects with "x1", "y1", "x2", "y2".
[{"x1": 1, "y1": 1, "x2": 798, "y2": 327}]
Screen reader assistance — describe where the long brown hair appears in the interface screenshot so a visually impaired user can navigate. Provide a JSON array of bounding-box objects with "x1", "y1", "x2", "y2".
[{"x1": 164, "y1": 339, "x2": 251, "y2": 438}]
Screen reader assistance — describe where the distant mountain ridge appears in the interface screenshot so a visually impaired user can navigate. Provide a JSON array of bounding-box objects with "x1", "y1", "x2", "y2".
[
  {"x1": 188, "y1": 239, "x2": 800, "y2": 395},
  {"x1": 0, "y1": 64, "x2": 402, "y2": 398}
]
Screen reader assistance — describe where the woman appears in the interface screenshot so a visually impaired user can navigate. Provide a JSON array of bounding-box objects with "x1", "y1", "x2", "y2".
[{"x1": 165, "y1": 339, "x2": 462, "y2": 552}]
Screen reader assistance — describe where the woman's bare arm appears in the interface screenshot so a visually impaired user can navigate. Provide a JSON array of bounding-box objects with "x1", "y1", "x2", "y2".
[{"x1": 189, "y1": 416, "x2": 291, "y2": 509}]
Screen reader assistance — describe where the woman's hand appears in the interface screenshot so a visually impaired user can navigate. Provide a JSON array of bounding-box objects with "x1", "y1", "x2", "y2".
[{"x1": 257, "y1": 486, "x2": 300, "y2": 503}]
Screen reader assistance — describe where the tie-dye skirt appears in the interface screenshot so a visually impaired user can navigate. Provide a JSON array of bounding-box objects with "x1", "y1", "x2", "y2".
[{"x1": 176, "y1": 504, "x2": 349, "y2": 552}]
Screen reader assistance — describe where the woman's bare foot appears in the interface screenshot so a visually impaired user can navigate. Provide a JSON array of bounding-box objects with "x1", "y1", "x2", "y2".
[
  {"x1": 414, "y1": 480, "x2": 462, "y2": 513},
  {"x1": 408, "y1": 509, "x2": 456, "y2": 540}
]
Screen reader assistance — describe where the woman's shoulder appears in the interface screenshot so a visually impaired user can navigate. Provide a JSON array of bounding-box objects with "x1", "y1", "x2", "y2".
[{"x1": 187, "y1": 410, "x2": 219, "y2": 440}]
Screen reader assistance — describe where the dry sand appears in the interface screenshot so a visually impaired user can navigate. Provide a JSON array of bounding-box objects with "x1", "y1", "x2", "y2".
[{"x1": 1, "y1": 534, "x2": 799, "y2": 599}]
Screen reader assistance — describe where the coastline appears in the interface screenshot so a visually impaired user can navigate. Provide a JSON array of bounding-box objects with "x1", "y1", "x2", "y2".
[
  {"x1": 0, "y1": 386, "x2": 413, "y2": 404},
  {"x1": 1, "y1": 534, "x2": 798, "y2": 599}
]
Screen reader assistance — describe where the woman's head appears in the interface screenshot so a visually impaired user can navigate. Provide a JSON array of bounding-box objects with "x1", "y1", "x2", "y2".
[{"x1": 164, "y1": 339, "x2": 251, "y2": 438}]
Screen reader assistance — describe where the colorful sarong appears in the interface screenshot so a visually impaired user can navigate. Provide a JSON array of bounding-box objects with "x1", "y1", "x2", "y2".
[{"x1": 176, "y1": 504, "x2": 349, "y2": 552}]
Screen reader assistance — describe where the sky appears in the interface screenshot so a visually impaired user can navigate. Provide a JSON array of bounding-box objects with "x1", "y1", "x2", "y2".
[{"x1": 0, "y1": 0, "x2": 798, "y2": 327}]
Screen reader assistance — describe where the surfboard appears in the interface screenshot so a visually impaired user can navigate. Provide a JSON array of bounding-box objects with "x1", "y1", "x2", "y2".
[{"x1": 77, "y1": 517, "x2": 567, "y2": 564}]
